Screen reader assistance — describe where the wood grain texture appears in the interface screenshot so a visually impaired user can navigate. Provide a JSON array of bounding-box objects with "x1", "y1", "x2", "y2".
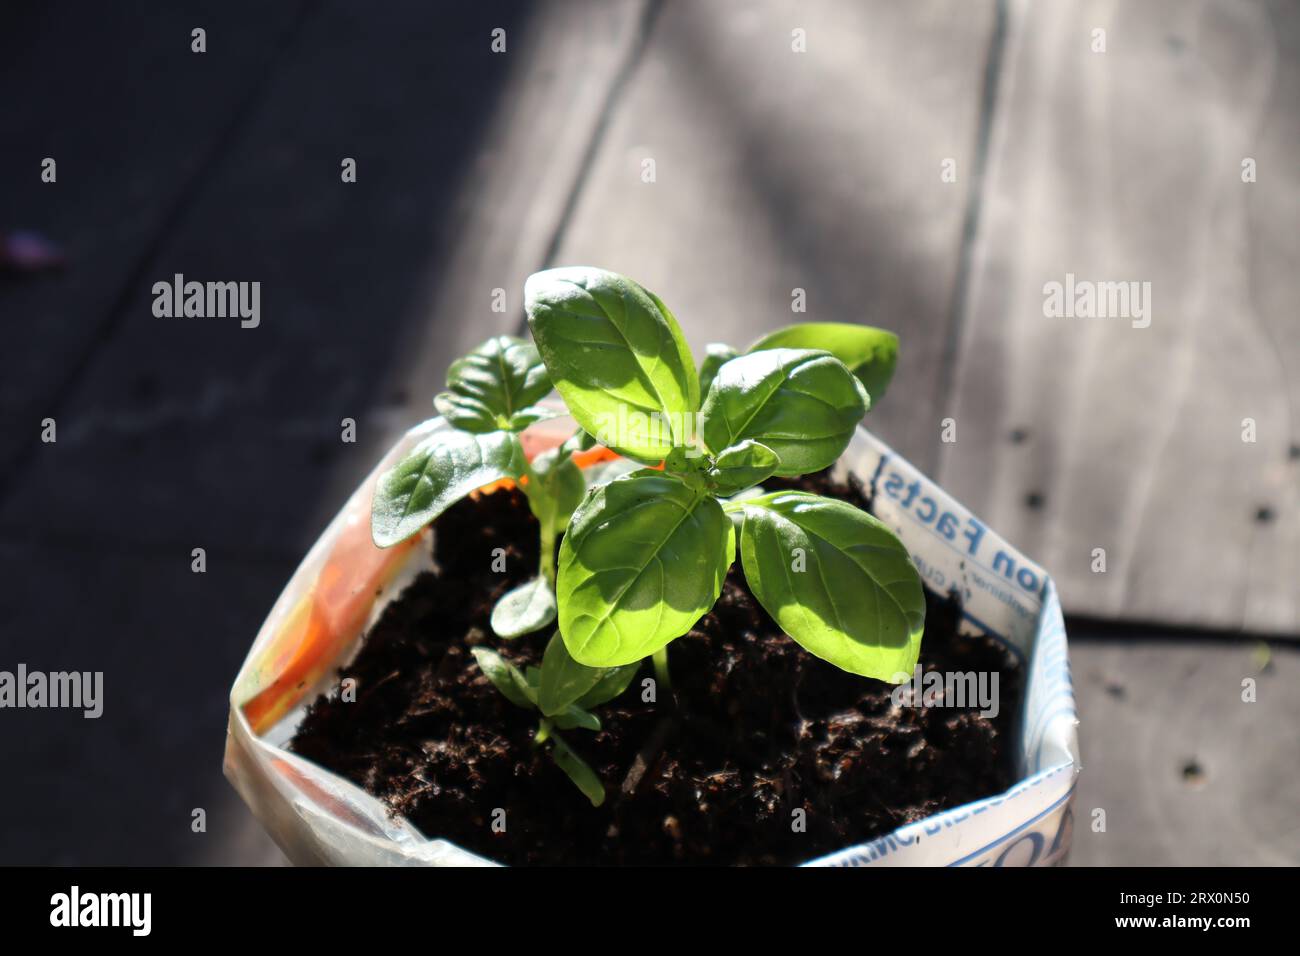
[
  {"x1": 937, "y1": 0, "x2": 1300, "y2": 632},
  {"x1": 0, "y1": 1, "x2": 650, "y2": 556},
  {"x1": 1069, "y1": 632, "x2": 1298, "y2": 865},
  {"x1": 552, "y1": 0, "x2": 998, "y2": 475},
  {"x1": 388, "y1": 0, "x2": 655, "y2": 450},
  {"x1": 0, "y1": 2, "x2": 310, "y2": 469},
  {"x1": 0, "y1": 0, "x2": 652, "y2": 864}
]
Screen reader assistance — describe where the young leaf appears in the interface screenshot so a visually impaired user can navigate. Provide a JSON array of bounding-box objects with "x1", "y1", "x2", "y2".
[
  {"x1": 548, "y1": 734, "x2": 606, "y2": 806},
  {"x1": 723, "y1": 485, "x2": 768, "y2": 505},
  {"x1": 662, "y1": 445, "x2": 711, "y2": 478},
  {"x1": 749, "y1": 323, "x2": 899, "y2": 403},
  {"x1": 551, "y1": 705, "x2": 601, "y2": 732},
  {"x1": 581, "y1": 455, "x2": 641, "y2": 487},
  {"x1": 698, "y1": 342, "x2": 739, "y2": 396},
  {"x1": 539, "y1": 631, "x2": 606, "y2": 716},
  {"x1": 526, "y1": 447, "x2": 585, "y2": 535},
  {"x1": 525, "y1": 267, "x2": 699, "y2": 462},
  {"x1": 434, "y1": 335, "x2": 553, "y2": 432},
  {"x1": 560, "y1": 428, "x2": 599, "y2": 457},
  {"x1": 708, "y1": 440, "x2": 780, "y2": 496},
  {"x1": 507, "y1": 405, "x2": 561, "y2": 430},
  {"x1": 490, "y1": 577, "x2": 557, "y2": 638},
  {"x1": 736, "y1": 491, "x2": 924, "y2": 681},
  {"x1": 576, "y1": 661, "x2": 642, "y2": 709},
  {"x1": 557, "y1": 472, "x2": 732, "y2": 667},
  {"x1": 700, "y1": 348, "x2": 867, "y2": 476},
  {"x1": 528, "y1": 662, "x2": 602, "y2": 730},
  {"x1": 372, "y1": 429, "x2": 522, "y2": 547},
  {"x1": 470, "y1": 647, "x2": 537, "y2": 710}
]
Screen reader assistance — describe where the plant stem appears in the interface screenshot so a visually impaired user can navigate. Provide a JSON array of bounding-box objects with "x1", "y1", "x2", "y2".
[
  {"x1": 517, "y1": 444, "x2": 556, "y2": 588},
  {"x1": 538, "y1": 522, "x2": 556, "y2": 588},
  {"x1": 535, "y1": 718, "x2": 553, "y2": 745},
  {"x1": 652, "y1": 646, "x2": 673, "y2": 691}
]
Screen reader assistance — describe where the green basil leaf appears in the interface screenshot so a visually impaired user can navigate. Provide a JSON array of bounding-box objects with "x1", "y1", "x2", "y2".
[
  {"x1": 698, "y1": 342, "x2": 739, "y2": 396},
  {"x1": 534, "y1": 669, "x2": 602, "y2": 730},
  {"x1": 560, "y1": 428, "x2": 599, "y2": 457},
  {"x1": 371, "y1": 429, "x2": 522, "y2": 547},
  {"x1": 662, "y1": 445, "x2": 711, "y2": 478},
  {"x1": 581, "y1": 455, "x2": 641, "y2": 487},
  {"x1": 508, "y1": 404, "x2": 562, "y2": 430},
  {"x1": 708, "y1": 439, "x2": 781, "y2": 496},
  {"x1": 576, "y1": 661, "x2": 642, "y2": 709},
  {"x1": 551, "y1": 705, "x2": 601, "y2": 732},
  {"x1": 526, "y1": 447, "x2": 586, "y2": 535},
  {"x1": 549, "y1": 734, "x2": 606, "y2": 806},
  {"x1": 470, "y1": 647, "x2": 537, "y2": 710},
  {"x1": 539, "y1": 631, "x2": 606, "y2": 716},
  {"x1": 525, "y1": 267, "x2": 699, "y2": 462},
  {"x1": 558, "y1": 472, "x2": 731, "y2": 667},
  {"x1": 434, "y1": 335, "x2": 553, "y2": 433},
  {"x1": 749, "y1": 323, "x2": 898, "y2": 403},
  {"x1": 737, "y1": 491, "x2": 924, "y2": 681},
  {"x1": 700, "y1": 348, "x2": 867, "y2": 476},
  {"x1": 490, "y1": 577, "x2": 557, "y2": 638}
]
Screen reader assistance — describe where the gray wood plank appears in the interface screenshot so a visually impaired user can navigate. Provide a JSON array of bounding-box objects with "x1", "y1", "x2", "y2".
[
  {"x1": 552, "y1": 0, "x2": 998, "y2": 475},
  {"x1": 1069, "y1": 632, "x2": 1298, "y2": 866},
  {"x1": 937, "y1": 0, "x2": 1300, "y2": 632}
]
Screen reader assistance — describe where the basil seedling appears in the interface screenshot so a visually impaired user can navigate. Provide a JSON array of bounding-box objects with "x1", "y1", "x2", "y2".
[
  {"x1": 471, "y1": 637, "x2": 639, "y2": 805},
  {"x1": 367, "y1": 273, "x2": 924, "y2": 808},
  {"x1": 371, "y1": 334, "x2": 585, "y2": 636},
  {"x1": 526, "y1": 266, "x2": 926, "y2": 683},
  {"x1": 371, "y1": 335, "x2": 634, "y2": 804}
]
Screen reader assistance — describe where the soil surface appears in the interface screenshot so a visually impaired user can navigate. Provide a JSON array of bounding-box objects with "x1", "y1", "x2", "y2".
[{"x1": 291, "y1": 470, "x2": 1022, "y2": 865}]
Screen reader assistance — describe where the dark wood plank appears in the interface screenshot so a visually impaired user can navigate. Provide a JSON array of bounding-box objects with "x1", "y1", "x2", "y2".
[
  {"x1": 385, "y1": 1, "x2": 656, "y2": 445},
  {"x1": 0, "y1": 0, "x2": 651, "y2": 863},
  {"x1": 0, "y1": 1, "x2": 311, "y2": 470},
  {"x1": 0, "y1": 0, "x2": 650, "y2": 558},
  {"x1": 0, "y1": 536, "x2": 291, "y2": 863}
]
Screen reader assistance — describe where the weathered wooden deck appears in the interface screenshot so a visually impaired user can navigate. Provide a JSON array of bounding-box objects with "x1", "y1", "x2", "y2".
[
  {"x1": 1, "y1": 0, "x2": 1295, "y2": 865},
  {"x1": 547, "y1": 0, "x2": 1300, "y2": 636}
]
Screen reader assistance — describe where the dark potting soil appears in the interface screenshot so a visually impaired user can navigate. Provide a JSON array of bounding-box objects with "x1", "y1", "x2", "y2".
[{"x1": 290, "y1": 470, "x2": 1023, "y2": 865}]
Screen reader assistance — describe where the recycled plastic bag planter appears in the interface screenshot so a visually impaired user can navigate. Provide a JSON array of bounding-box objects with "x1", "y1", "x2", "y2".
[{"x1": 224, "y1": 416, "x2": 1080, "y2": 867}]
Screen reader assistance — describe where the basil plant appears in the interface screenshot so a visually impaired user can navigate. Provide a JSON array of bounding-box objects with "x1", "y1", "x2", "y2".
[
  {"x1": 368, "y1": 265, "x2": 925, "y2": 806},
  {"x1": 525, "y1": 267, "x2": 924, "y2": 690}
]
